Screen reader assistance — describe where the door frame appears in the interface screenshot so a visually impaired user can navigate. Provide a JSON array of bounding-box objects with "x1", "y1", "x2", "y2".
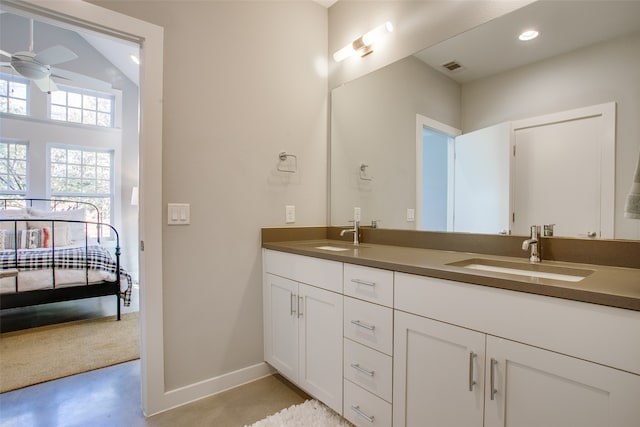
[{"x1": 11, "y1": 0, "x2": 165, "y2": 416}]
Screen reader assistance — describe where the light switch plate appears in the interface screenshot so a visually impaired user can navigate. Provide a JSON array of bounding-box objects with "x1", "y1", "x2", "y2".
[
  {"x1": 285, "y1": 205, "x2": 296, "y2": 223},
  {"x1": 168, "y1": 203, "x2": 190, "y2": 225},
  {"x1": 406, "y1": 208, "x2": 415, "y2": 222}
]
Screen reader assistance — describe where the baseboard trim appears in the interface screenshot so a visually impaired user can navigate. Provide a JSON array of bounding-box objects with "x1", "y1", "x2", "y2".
[{"x1": 150, "y1": 362, "x2": 275, "y2": 416}]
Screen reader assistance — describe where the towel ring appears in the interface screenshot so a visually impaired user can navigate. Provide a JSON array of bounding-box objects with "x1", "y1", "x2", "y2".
[{"x1": 278, "y1": 151, "x2": 297, "y2": 173}]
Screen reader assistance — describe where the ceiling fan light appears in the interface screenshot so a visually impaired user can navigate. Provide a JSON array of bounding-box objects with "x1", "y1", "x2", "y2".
[{"x1": 12, "y1": 59, "x2": 50, "y2": 80}]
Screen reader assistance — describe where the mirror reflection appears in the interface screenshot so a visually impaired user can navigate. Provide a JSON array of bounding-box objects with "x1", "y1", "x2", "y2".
[{"x1": 330, "y1": 0, "x2": 640, "y2": 240}]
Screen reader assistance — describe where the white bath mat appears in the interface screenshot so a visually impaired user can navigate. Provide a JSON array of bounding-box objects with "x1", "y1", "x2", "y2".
[{"x1": 247, "y1": 399, "x2": 353, "y2": 427}]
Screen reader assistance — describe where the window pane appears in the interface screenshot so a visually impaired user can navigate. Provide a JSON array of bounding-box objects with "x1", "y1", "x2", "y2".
[
  {"x1": 8, "y1": 99, "x2": 26, "y2": 115},
  {"x1": 14, "y1": 160, "x2": 26, "y2": 175},
  {"x1": 68, "y1": 164, "x2": 81, "y2": 178},
  {"x1": 0, "y1": 97, "x2": 7, "y2": 113},
  {"x1": 66, "y1": 178, "x2": 82, "y2": 192},
  {"x1": 97, "y1": 112, "x2": 111, "y2": 127},
  {"x1": 83, "y1": 151, "x2": 96, "y2": 165},
  {"x1": 51, "y1": 163, "x2": 66, "y2": 177},
  {"x1": 50, "y1": 105, "x2": 67, "y2": 121},
  {"x1": 96, "y1": 152, "x2": 110, "y2": 167},
  {"x1": 68, "y1": 107, "x2": 81, "y2": 123},
  {"x1": 82, "y1": 165, "x2": 96, "y2": 179},
  {"x1": 96, "y1": 180, "x2": 110, "y2": 193},
  {"x1": 68, "y1": 92, "x2": 81, "y2": 108},
  {"x1": 97, "y1": 166, "x2": 110, "y2": 180},
  {"x1": 68, "y1": 150, "x2": 82, "y2": 164},
  {"x1": 9, "y1": 82, "x2": 27, "y2": 99},
  {"x1": 51, "y1": 177, "x2": 66, "y2": 192},
  {"x1": 81, "y1": 179, "x2": 96, "y2": 193},
  {"x1": 51, "y1": 148, "x2": 66, "y2": 163},
  {"x1": 50, "y1": 91, "x2": 66, "y2": 105},
  {"x1": 97, "y1": 97, "x2": 111, "y2": 112},
  {"x1": 82, "y1": 110, "x2": 96, "y2": 125},
  {"x1": 83, "y1": 95, "x2": 96, "y2": 110},
  {"x1": 0, "y1": 80, "x2": 7, "y2": 96}
]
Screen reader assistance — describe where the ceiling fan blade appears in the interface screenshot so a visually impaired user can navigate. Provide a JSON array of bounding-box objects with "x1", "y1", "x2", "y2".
[
  {"x1": 32, "y1": 77, "x2": 58, "y2": 93},
  {"x1": 0, "y1": 50, "x2": 12, "y2": 60},
  {"x1": 0, "y1": 62, "x2": 12, "y2": 69},
  {"x1": 51, "y1": 67, "x2": 112, "y2": 91},
  {"x1": 34, "y1": 45, "x2": 78, "y2": 66}
]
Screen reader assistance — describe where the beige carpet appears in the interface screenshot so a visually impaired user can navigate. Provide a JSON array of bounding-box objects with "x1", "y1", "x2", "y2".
[{"x1": 0, "y1": 312, "x2": 139, "y2": 393}]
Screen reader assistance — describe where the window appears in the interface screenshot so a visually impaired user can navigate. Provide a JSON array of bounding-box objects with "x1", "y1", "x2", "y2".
[
  {"x1": 49, "y1": 146, "x2": 113, "y2": 229},
  {"x1": 0, "y1": 73, "x2": 29, "y2": 116},
  {"x1": 49, "y1": 86, "x2": 114, "y2": 127},
  {"x1": 0, "y1": 141, "x2": 28, "y2": 198}
]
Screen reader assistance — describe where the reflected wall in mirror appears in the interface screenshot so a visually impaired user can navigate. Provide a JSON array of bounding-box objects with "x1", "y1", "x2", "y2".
[{"x1": 330, "y1": 0, "x2": 640, "y2": 240}]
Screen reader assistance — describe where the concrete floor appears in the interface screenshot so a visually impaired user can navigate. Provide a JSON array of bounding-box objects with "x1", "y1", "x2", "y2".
[{"x1": 0, "y1": 359, "x2": 310, "y2": 427}]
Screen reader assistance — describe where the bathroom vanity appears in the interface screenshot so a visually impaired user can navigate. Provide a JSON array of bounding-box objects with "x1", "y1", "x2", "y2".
[{"x1": 262, "y1": 235, "x2": 640, "y2": 427}]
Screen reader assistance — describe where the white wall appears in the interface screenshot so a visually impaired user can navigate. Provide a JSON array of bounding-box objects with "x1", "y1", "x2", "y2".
[
  {"x1": 462, "y1": 31, "x2": 640, "y2": 240},
  {"x1": 90, "y1": 0, "x2": 328, "y2": 392}
]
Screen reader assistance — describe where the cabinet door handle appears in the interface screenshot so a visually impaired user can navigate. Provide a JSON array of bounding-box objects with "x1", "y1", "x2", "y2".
[
  {"x1": 490, "y1": 358, "x2": 498, "y2": 400},
  {"x1": 351, "y1": 405, "x2": 375, "y2": 423},
  {"x1": 468, "y1": 352, "x2": 477, "y2": 391},
  {"x1": 350, "y1": 362, "x2": 375, "y2": 377},
  {"x1": 350, "y1": 320, "x2": 375, "y2": 331},
  {"x1": 297, "y1": 296, "x2": 303, "y2": 318},
  {"x1": 351, "y1": 278, "x2": 376, "y2": 287},
  {"x1": 290, "y1": 293, "x2": 296, "y2": 316}
]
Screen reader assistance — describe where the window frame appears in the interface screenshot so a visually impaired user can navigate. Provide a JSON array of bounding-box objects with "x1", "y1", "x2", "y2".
[
  {"x1": 0, "y1": 139, "x2": 29, "y2": 197},
  {"x1": 47, "y1": 144, "x2": 115, "y2": 230},
  {"x1": 0, "y1": 72, "x2": 30, "y2": 117},
  {"x1": 48, "y1": 84, "x2": 115, "y2": 128}
]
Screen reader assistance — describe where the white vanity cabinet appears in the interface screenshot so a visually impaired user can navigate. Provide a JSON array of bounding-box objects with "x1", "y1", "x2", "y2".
[
  {"x1": 343, "y1": 264, "x2": 394, "y2": 427},
  {"x1": 263, "y1": 250, "x2": 343, "y2": 414},
  {"x1": 394, "y1": 272, "x2": 640, "y2": 427}
]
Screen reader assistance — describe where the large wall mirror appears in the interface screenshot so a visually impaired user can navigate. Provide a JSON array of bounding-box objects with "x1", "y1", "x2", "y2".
[{"x1": 330, "y1": 0, "x2": 640, "y2": 240}]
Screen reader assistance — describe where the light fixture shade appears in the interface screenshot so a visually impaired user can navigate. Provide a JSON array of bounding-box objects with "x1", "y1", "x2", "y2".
[
  {"x1": 333, "y1": 21, "x2": 393, "y2": 62},
  {"x1": 624, "y1": 151, "x2": 640, "y2": 219}
]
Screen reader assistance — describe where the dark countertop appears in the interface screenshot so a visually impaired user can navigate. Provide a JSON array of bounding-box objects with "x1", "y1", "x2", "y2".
[{"x1": 263, "y1": 239, "x2": 640, "y2": 311}]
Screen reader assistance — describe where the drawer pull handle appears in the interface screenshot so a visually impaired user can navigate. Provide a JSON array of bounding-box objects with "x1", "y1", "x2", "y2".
[
  {"x1": 490, "y1": 358, "x2": 498, "y2": 400},
  {"x1": 351, "y1": 278, "x2": 376, "y2": 287},
  {"x1": 468, "y1": 352, "x2": 476, "y2": 391},
  {"x1": 350, "y1": 320, "x2": 376, "y2": 331},
  {"x1": 351, "y1": 405, "x2": 375, "y2": 423},
  {"x1": 350, "y1": 363, "x2": 375, "y2": 377},
  {"x1": 290, "y1": 293, "x2": 296, "y2": 316}
]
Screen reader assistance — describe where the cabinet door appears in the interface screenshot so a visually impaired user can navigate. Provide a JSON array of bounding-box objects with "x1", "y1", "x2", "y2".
[
  {"x1": 263, "y1": 273, "x2": 298, "y2": 382},
  {"x1": 393, "y1": 311, "x2": 485, "y2": 427},
  {"x1": 485, "y1": 336, "x2": 640, "y2": 427},
  {"x1": 299, "y1": 283, "x2": 343, "y2": 414}
]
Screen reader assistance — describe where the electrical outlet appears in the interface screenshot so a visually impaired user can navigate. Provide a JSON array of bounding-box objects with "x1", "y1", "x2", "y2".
[
  {"x1": 406, "y1": 208, "x2": 415, "y2": 222},
  {"x1": 285, "y1": 205, "x2": 296, "y2": 223}
]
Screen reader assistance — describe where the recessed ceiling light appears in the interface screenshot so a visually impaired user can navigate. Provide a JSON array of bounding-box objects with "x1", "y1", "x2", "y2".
[
  {"x1": 519, "y1": 30, "x2": 539, "y2": 41},
  {"x1": 129, "y1": 53, "x2": 140, "y2": 65}
]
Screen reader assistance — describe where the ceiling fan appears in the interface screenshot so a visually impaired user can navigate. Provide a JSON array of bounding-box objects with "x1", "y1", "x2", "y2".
[{"x1": 0, "y1": 18, "x2": 112, "y2": 93}]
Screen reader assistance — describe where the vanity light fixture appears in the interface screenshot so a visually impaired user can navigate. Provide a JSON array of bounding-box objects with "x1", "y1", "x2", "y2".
[
  {"x1": 129, "y1": 53, "x2": 140, "y2": 65},
  {"x1": 518, "y1": 29, "x2": 539, "y2": 41},
  {"x1": 333, "y1": 21, "x2": 394, "y2": 62}
]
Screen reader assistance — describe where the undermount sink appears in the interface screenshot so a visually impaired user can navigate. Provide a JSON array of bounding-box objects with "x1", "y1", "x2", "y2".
[
  {"x1": 314, "y1": 245, "x2": 351, "y2": 252},
  {"x1": 447, "y1": 258, "x2": 594, "y2": 282},
  {"x1": 310, "y1": 243, "x2": 369, "y2": 251}
]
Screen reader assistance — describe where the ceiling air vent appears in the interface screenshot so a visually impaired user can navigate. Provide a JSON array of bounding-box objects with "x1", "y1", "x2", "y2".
[{"x1": 442, "y1": 60, "x2": 465, "y2": 72}]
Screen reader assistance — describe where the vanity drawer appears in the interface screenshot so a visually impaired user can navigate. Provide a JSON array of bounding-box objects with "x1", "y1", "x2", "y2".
[
  {"x1": 344, "y1": 296, "x2": 393, "y2": 356},
  {"x1": 344, "y1": 264, "x2": 393, "y2": 307},
  {"x1": 263, "y1": 249, "x2": 342, "y2": 293},
  {"x1": 344, "y1": 338, "x2": 392, "y2": 402},
  {"x1": 344, "y1": 379, "x2": 392, "y2": 427}
]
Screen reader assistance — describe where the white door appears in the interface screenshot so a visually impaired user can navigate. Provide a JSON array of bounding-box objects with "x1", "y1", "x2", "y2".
[
  {"x1": 263, "y1": 273, "x2": 298, "y2": 382},
  {"x1": 512, "y1": 103, "x2": 615, "y2": 238},
  {"x1": 454, "y1": 122, "x2": 512, "y2": 234},
  {"x1": 393, "y1": 311, "x2": 485, "y2": 427},
  {"x1": 485, "y1": 336, "x2": 640, "y2": 427},
  {"x1": 298, "y1": 283, "x2": 343, "y2": 414}
]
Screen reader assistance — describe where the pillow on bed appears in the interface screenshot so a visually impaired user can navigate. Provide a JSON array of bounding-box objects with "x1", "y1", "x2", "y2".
[
  {"x1": 26, "y1": 222, "x2": 71, "y2": 247},
  {"x1": 0, "y1": 227, "x2": 70, "y2": 249},
  {"x1": 0, "y1": 209, "x2": 28, "y2": 232},
  {"x1": 26, "y1": 208, "x2": 86, "y2": 242}
]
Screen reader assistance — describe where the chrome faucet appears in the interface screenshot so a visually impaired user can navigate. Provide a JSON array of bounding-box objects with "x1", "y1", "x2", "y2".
[
  {"x1": 522, "y1": 225, "x2": 541, "y2": 263},
  {"x1": 340, "y1": 220, "x2": 360, "y2": 245}
]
